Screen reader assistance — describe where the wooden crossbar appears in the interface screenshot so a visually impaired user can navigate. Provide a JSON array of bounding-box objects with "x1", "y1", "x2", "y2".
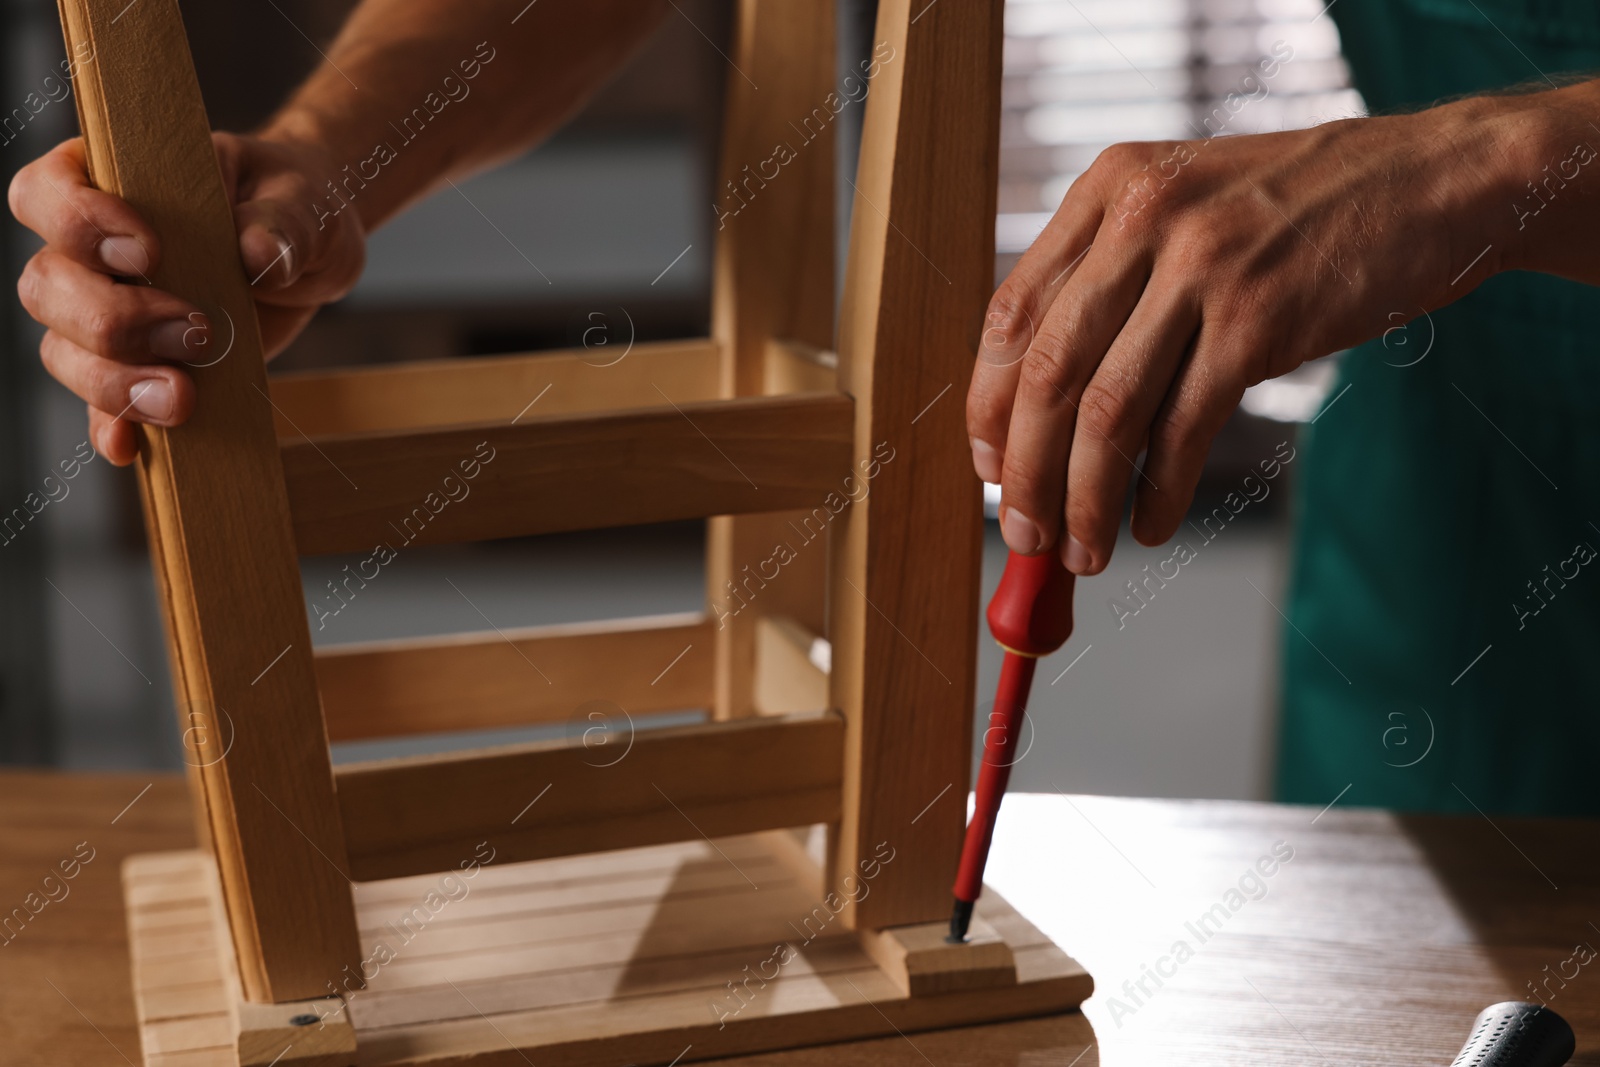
[
  {"x1": 315, "y1": 614, "x2": 714, "y2": 742},
  {"x1": 334, "y1": 710, "x2": 844, "y2": 881},
  {"x1": 283, "y1": 392, "x2": 854, "y2": 554},
  {"x1": 266, "y1": 339, "x2": 721, "y2": 438}
]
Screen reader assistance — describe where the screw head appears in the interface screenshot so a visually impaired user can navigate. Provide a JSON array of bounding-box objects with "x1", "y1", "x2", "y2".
[{"x1": 289, "y1": 1013, "x2": 319, "y2": 1027}]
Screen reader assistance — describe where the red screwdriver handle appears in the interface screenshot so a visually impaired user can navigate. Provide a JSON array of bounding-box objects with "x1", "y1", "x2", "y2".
[
  {"x1": 950, "y1": 550, "x2": 1078, "y2": 926},
  {"x1": 987, "y1": 549, "x2": 1075, "y2": 656}
]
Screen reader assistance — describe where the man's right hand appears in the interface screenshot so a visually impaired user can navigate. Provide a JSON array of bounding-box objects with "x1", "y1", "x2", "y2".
[{"x1": 9, "y1": 132, "x2": 366, "y2": 465}]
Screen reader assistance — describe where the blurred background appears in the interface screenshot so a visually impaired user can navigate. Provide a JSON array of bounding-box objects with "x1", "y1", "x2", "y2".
[{"x1": 0, "y1": 0, "x2": 1362, "y2": 798}]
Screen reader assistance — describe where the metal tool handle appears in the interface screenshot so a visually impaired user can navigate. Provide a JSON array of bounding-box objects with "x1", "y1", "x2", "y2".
[{"x1": 1451, "y1": 1003, "x2": 1574, "y2": 1067}]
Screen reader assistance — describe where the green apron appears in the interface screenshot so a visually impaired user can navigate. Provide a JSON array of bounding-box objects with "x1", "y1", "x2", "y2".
[{"x1": 1276, "y1": 0, "x2": 1600, "y2": 814}]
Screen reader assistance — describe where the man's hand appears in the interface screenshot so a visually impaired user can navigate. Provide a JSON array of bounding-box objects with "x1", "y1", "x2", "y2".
[
  {"x1": 10, "y1": 0, "x2": 668, "y2": 468},
  {"x1": 967, "y1": 95, "x2": 1548, "y2": 574},
  {"x1": 9, "y1": 133, "x2": 365, "y2": 465}
]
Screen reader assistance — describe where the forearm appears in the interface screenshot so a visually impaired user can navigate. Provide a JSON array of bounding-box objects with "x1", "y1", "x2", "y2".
[
  {"x1": 258, "y1": 0, "x2": 669, "y2": 232},
  {"x1": 1477, "y1": 78, "x2": 1600, "y2": 286}
]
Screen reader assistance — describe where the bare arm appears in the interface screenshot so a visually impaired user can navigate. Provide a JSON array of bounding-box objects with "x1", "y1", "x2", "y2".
[
  {"x1": 967, "y1": 77, "x2": 1600, "y2": 574},
  {"x1": 9, "y1": 0, "x2": 669, "y2": 464},
  {"x1": 264, "y1": 0, "x2": 670, "y2": 231}
]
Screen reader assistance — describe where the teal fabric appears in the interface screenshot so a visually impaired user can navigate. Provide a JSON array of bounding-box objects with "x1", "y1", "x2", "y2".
[{"x1": 1275, "y1": 0, "x2": 1600, "y2": 814}]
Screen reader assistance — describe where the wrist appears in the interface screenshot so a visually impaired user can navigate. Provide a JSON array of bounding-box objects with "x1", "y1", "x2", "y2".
[
  {"x1": 256, "y1": 108, "x2": 324, "y2": 153},
  {"x1": 256, "y1": 106, "x2": 348, "y2": 182},
  {"x1": 1472, "y1": 83, "x2": 1600, "y2": 278},
  {"x1": 256, "y1": 107, "x2": 392, "y2": 235},
  {"x1": 258, "y1": 99, "x2": 436, "y2": 235}
]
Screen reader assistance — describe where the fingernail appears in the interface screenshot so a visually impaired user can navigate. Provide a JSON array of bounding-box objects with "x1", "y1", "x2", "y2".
[
  {"x1": 98, "y1": 236, "x2": 149, "y2": 277},
  {"x1": 971, "y1": 439, "x2": 1002, "y2": 484},
  {"x1": 1001, "y1": 507, "x2": 1041, "y2": 555},
  {"x1": 129, "y1": 379, "x2": 173, "y2": 421},
  {"x1": 274, "y1": 233, "x2": 295, "y2": 282},
  {"x1": 980, "y1": 310, "x2": 1029, "y2": 367},
  {"x1": 255, "y1": 231, "x2": 294, "y2": 286},
  {"x1": 1063, "y1": 534, "x2": 1091, "y2": 575},
  {"x1": 150, "y1": 317, "x2": 203, "y2": 361}
]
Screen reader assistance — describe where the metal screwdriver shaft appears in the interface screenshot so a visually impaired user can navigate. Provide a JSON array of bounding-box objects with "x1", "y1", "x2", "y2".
[{"x1": 950, "y1": 549, "x2": 1075, "y2": 942}]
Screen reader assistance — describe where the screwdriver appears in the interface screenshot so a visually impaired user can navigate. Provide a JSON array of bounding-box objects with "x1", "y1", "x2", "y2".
[{"x1": 949, "y1": 548, "x2": 1076, "y2": 942}]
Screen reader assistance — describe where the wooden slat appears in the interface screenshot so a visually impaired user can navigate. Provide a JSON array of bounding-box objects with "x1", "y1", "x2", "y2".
[
  {"x1": 316, "y1": 614, "x2": 714, "y2": 742},
  {"x1": 353, "y1": 946, "x2": 1085, "y2": 1067},
  {"x1": 335, "y1": 711, "x2": 845, "y2": 881},
  {"x1": 764, "y1": 338, "x2": 838, "y2": 395},
  {"x1": 120, "y1": 833, "x2": 1087, "y2": 1067},
  {"x1": 753, "y1": 615, "x2": 829, "y2": 715},
  {"x1": 827, "y1": 0, "x2": 1002, "y2": 929},
  {"x1": 348, "y1": 832, "x2": 790, "y2": 910},
  {"x1": 706, "y1": 0, "x2": 837, "y2": 721},
  {"x1": 60, "y1": 0, "x2": 359, "y2": 1000},
  {"x1": 283, "y1": 392, "x2": 854, "y2": 555},
  {"x1": 122, "y1": 853, "x2": 354, "y2": 1066},
  {"x1": 354, "y1": 859, "x2": 803, "y2": 953},
  {"x1": 266, "y1": 339, "x2": 721, "y2": 438}
]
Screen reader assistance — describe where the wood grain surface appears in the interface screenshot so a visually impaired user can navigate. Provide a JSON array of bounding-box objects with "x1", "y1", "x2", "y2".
[
  {"x1": 314, "y1": 613, "x2": 714, "y2": 742},
  {"x1": 118, "y1": 834, "x2": 1085, "y2": 1065},
  {"x1": 282, "y1": 392, "x2": 855, "y2": 555},
  {"x1": 58, "y1": 0, "x2": 360, "y2": 999},
  {"x1": 825, "y1": 0, "x2": 1001, "y2": 930},
  {"x1": 10, "y1": 770, "x2": 1598, "y2": 1066},
  {"x1": 266, "y1": 340, "x2": 722, "y2": 438},
  {"x1": 333, "y1": 711, "x2": 847, "y2": 880},
  {"x1": 703, "y1": 0, "x2": 838, "y2": 724}
]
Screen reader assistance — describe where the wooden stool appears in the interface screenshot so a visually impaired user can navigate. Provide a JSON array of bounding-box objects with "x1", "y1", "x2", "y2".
[{"x1": 58, "y1": 0, "x2": 1090, "y2": 1062}]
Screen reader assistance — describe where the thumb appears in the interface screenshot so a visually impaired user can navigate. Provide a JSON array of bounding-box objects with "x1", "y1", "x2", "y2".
[
  {"x1": 235, "y1": 189, "x2": 365, "y2": 304},
  {"x1": 219, "y1": 133, "x2": 365, "y2": 302},
  {"x1": 236, "y1": 210, "x2": 301, "y2": 290}
]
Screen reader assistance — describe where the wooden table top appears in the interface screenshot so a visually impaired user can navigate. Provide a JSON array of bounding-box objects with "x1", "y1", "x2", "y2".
[{"x1": 3, "y1": 770, "x2": 1596, "y2": 1066}]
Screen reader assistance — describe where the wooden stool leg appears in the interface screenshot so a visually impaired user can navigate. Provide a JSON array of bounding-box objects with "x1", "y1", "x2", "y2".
[
  {"x1": 59, "y1": 0, "x2": 360, "y2": 1001},
  {"x1": 829, "y1": 0, "x2": 1003, "y2": 930},
  {"x1": 706, "y1": 0, "x2": 836, "y2": 720}
]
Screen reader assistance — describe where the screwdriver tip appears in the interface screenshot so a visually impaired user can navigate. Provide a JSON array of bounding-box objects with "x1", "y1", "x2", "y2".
[{"x1": 947, "y1": 897, "x2": 974, "y2": 943}]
